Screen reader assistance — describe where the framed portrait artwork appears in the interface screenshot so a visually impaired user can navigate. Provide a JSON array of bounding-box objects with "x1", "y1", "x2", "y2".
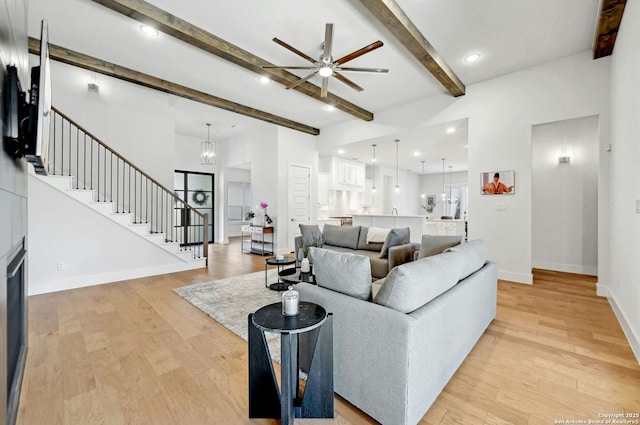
[
  {"x1": 426, "y1": 195, "x2": 436, "y2": 206},
  {"x1": 481, "y1": 170, "x2": 515, "y2": 195}
]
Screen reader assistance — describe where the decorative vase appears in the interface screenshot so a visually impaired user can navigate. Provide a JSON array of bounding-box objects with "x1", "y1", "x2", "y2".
[{"x1": 301, "y1": 257, "x2": 310, "y2": 273}]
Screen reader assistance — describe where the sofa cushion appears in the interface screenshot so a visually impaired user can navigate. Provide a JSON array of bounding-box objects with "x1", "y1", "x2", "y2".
[
  {"x1": 373, "y1": 251, "x2": 463, "y2": 313},
  {"x1": 355, "y1": 250, "x2": 388, "y2": 279},
  {"x1": 357, "y1": 226, "x2": 385, "y2": 252},
  {"x1": 379, "y1": 227, "x2": 410, "y2": 259},
  {"x1": 417, "y1": 235, "x2": 463, "y2": 259},
  {"x1": 322, "y1": 224, "x2": 361, "y2": 250},
  {"x1": 309, "y1": 247, "x2": 372, "y2": 300},
  {"x1": 444, "y1": 239, "x2": 487, "y2": 281}
]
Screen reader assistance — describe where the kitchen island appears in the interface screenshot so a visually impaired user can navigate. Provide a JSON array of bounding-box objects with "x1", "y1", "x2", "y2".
[{"x1": 352, "y1": 214, "x2": 466, "y2": 243}]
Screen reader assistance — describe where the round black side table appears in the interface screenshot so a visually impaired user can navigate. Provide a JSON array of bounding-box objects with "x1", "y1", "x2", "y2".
[
  {"x1": 248, "y1": 302, "x2": 333, "y2": 424},
  {"x1": 265, "y1": 257, "x2": 297, "y2": 291}
]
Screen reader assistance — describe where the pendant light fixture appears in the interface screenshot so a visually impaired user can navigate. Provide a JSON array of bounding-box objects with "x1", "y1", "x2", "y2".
[
  {"x1": 201, "y1": 123, "x2": 215, "y2": 165},
  {"x1": 394, "y1": 139, "x2": 400, "y2": 192},
  {"x1": 420, "y1": 160, "x2": 426, "y2": 200},
  {"x1": 441, "y1": 158, "x2": 446, "y2": 200},
  {"x1": 448, "y1": 165, "x2": 453, "y2": 203},
  {"x1": 371, "y1": 144, "x2": 377, "y2": 193}
]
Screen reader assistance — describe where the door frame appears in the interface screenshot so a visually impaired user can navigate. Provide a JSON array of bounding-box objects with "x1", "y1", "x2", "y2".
[{"x1": 174, "y1": 169, "x2": 215, "y2": 244}]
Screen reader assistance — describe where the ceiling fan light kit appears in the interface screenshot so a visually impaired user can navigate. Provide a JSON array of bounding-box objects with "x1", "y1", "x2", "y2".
[{"x1": 263, "y1": 23, "x2": 388, "y2": 97}]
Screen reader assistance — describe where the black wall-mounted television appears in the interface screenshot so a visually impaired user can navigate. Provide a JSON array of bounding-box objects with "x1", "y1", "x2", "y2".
[{"x1": 24, "y1": 20, "x2": 51, "y2": 175}]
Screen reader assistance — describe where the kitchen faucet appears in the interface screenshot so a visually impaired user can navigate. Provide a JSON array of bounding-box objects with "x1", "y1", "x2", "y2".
[{"x1": 392, "y1": 207, "x2": 398, "y2": 215}]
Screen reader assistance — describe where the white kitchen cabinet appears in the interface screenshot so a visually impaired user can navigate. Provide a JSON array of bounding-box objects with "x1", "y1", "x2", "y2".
[
  {"x1": 320, "y1": 156, "x2": 365, "y2": 191},
  {"x1": 318, "y1": 172, "x2": 329, "y2": 206}
]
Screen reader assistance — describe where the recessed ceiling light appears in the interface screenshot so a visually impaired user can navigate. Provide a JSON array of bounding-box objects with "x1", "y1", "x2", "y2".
[
  {"x1": 464, "y1": 53, "x2": 481, "y2": 63},
  {"x1": 324, "y1": 105, "x2": 336, "y2": 112},
  {"x1": 413, "y1": 151, "x2": 420, "y2": 157},
  {"x1": 258, "y1": 76, "x2": 270, "y2": 85},
  {"x1": 337, "y1": 149, "x2": 344, "y2": 154},
  {"x1": 446, "y1": 127, "x2": 456, "y2": 133},
  {"x1": 140, "y1": 25, "x2": 159, "y2": 37}
]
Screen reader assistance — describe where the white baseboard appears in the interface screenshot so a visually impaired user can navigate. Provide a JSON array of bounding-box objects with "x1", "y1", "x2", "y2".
[
  {"x1": 608, "y1": 293, "x2": 640, "y2": 364},
  {"x1": 28, "y1": 260, "x2": 205, "y2": 296},
  {"x1": 498, "y1": 270, "x2": 532, "y2": 284},
  {"x1": 532, "y1": 260, "x2": 597, "y2": 276},
  {"x1": 596, "y1": 282, "x2": 609, "y2": 297}
]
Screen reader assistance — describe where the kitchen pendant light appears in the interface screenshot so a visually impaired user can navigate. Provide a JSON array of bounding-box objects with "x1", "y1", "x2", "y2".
[
  {"x1": 441, "y1": 158, "x2": 446, "y2": 200},
  {"x1": 420, "y1": 160, "x2": 426, "y2": 200},
  {"x1": 449, "y1": 165, "x2": 453, "y2": 202},
  {"x1": 201, "y1": 123, "x2": 215, "y2": 165},
  {"x1": 371, "y1": 144, "x2": 377, "y2": 193},
  {"x1": 394, "y1": 139, "x2": 400, "y2": 192}
]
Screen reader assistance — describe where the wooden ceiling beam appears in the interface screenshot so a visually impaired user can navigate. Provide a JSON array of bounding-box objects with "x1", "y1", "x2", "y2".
[
  {"x1": 593, "y1": 0, "x2": 627, "y2": 59},
  {"x1": 28, "y1": 38, "x2": 320, "y2": 136},
  {"x1": 356, "y1": 0, "x2": 465, "y2": 97},
  {"x1": 89, "y1": 0, "x2": 374, "y2": 121}
]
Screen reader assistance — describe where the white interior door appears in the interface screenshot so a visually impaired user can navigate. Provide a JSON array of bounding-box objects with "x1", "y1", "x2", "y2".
[{"x1": 288, "y1": 164, "x2": 310, "y2": 252}]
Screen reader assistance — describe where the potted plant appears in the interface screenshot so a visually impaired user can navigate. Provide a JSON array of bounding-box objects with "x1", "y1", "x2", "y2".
[{"x1": 245, "y1": 210, "x2": 255, "y2": 224}]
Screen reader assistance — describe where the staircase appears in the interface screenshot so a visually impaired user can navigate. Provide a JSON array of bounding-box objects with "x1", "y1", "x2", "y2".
[{"x1": 35, "y1": 106, "x2": 207, "y2": 275}]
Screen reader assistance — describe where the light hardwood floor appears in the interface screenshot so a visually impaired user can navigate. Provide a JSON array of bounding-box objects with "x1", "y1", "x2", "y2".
[{"x1": 17, "y1": 240, "x2": 640, "y2": 425}]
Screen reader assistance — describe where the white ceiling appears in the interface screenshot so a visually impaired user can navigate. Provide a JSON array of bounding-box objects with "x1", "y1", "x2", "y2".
[{"x1": 28, "y1": 0, "x2": 601, "y2": 173}]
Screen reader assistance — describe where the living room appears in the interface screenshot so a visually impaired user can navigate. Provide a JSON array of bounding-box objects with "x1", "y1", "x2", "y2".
[{"x1": 2, "y1": 0, "x2": 640, "y2": 424}]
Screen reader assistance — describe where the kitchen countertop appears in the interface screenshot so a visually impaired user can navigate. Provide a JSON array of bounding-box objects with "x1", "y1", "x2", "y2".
[{"x1": 352, "y1": 214, "x2": 465, "y2": 221}]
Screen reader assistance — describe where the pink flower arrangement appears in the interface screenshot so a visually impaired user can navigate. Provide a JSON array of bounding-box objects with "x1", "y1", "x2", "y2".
[{"x1": 257, "y1": 202, "x2": 273, "y2": 225}]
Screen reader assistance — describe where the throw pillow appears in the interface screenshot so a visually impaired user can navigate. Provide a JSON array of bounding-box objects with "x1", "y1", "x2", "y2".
[
  {"x1": 356, "y1": 226, "x2": 384, "y2": 252},
  {"x1": 322, "y1": 224, "x2": 361, "y2": 250},
  {"x1": 299, "y1": 224, "x2": 325, "y2": 249},
  {"x1": 366, "y1": 227, "x2": 390, "y2": 243},
  {"x1": 379, "y1": 227, "x2": 410, "y2": 259},
  {"x1": 417, "y1": 235, "x2": 463, "y2": 259},
  {"x1": 309, "y1": 247, "x2": 372, "y2": 300}
]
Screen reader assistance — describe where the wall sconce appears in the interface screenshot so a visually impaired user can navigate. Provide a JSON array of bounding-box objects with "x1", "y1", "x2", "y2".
[{"x1": 558, "y1": 156, "x2": 570, "y2": 164}]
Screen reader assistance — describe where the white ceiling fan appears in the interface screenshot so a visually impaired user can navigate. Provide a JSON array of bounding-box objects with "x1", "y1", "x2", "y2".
[{"x1": 263, "y1": 23, "x2": 389, "y2": 97}]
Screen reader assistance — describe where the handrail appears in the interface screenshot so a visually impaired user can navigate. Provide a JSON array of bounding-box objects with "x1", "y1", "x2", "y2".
[{"x1": 47, "y1": 106, "x2": 208, "y2": 262}]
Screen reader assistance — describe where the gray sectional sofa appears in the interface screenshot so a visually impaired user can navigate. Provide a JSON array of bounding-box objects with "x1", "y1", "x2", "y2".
[
  {"x1": 297, "y1": 239, "x2": 497, "y2": 425},
  {"x1": 294, "y1": 224, "x2": 418, "y2": 279}
]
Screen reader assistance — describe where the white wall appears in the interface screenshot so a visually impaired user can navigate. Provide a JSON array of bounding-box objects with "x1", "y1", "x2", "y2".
[
  {"x1": 49, "y1": 61, "x2": 176, "y2": 190},
  {"x1": 368, "y1": 165, "x2": 420, "y2": 215},
  {"x1": 319, "y1": 51, "x2": 610, "y2": 284},
  {"x1": 532, "y1": 116, "x2": 599, "y2": 275},
  {"x1": 27, "y1": 174, "x2": 193, "y2": 295},
  {"x1": 608, "y1": 0, "x2": 640, "y2": 360}
]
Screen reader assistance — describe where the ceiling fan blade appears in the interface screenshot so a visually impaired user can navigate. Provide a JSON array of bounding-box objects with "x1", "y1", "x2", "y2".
[
  {"x1": 286, "y1": 70, "x2": 319, "y2": 90},
  {"x1": 322, "y1": 23, "x2": 334, "y2": 64},
  {"x1": 333, "y1": 72, "x2": 364, "y2": 92},
  {"x1": 321, "y1": 77, "x2": 329, "y2": 97},
  {"x1": 273, "y1": 38, "x2": 317, "y2": 64},
  {"x1": 335, "y1": 40, "x2": 384, "y2": 65},
  {"x1": 262, "y1": 66, "x2": 317, "y2": 70},
  {"x1": 335, "y1": 66, "x2": 389, "y2": 73}
]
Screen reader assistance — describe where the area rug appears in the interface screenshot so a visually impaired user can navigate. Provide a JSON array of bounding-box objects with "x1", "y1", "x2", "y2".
[{"x1": 173, "y1": 269, "x2": 284, "y2": 362}]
